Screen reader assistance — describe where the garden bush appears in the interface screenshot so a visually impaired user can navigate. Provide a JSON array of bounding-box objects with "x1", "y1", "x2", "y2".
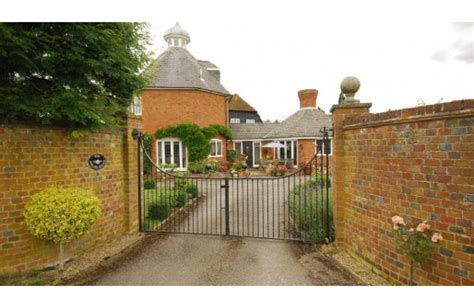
[
  {"x1": 188, "y1": 159, "x2": 218, "y2": 174},
  {"x1": 23, "y1": 187, "x2": 102, "y2": 269},
  {"x1": 144, "y1": 179, "x2": 156, "y2": 189},
  {"x1": 186, "y1": 183, "x2": 199, "y2": 198},
  {"x1": 227, "y1": 150, "x2": 238, "y2": 162},
  {"x1": 148, "y1": 202, "x2": 170, "y2": 221},
  {"x1": 188, "y1": 160, "x2": 207, "y2": 174},
  {"x1": 289, "y1": 179, "x2": 334, "y2": 243}
]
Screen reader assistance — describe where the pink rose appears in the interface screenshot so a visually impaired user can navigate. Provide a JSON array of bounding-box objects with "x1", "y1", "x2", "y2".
[
  {"x1": 416, "y1": 223, "x2": 427, "y2": 232},
  {"x1": 391, "y1": 216, "x2": 405, "y2": 225},
  {"x1": 431, "y1": 233, "x2": 443, "y2": 243}
]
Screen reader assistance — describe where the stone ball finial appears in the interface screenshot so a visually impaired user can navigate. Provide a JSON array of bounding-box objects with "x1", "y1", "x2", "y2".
[{"x1": 340, "y1": 76, "x2": 361, "y2": 102}]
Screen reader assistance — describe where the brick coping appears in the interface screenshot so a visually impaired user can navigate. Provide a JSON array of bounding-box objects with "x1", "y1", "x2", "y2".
[{"x1": 342, "y1": 99, "x2": 474, "y2": 130}]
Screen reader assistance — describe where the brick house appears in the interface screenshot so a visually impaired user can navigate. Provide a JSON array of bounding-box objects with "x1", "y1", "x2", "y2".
[
  {"x1": 230, "y1": 89, "x2": 333, "y2": 168},
  {"x1": 133, "y1": 22, "x2": 332, "y2": 170}
]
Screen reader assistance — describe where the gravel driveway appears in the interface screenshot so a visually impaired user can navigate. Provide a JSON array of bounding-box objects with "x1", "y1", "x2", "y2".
[{"x1": 91, "y1": 234, "x2": 359, "y2": 286}]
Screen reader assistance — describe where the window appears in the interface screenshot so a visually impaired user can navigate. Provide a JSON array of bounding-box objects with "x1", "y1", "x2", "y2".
[
  {"x1": 275, "y1": 140, "x2": 298, "y2": 166},
  {"x1": 156, "y1": 138, "x2": 187, "y2": 170},
  {"x1": 234, "y1": 141, "x2": 261, "y2": 167},
  {"x1": 246, "y1": 119, "x2": 255, "y2": 123},
  {"x1": 129, "y1": 95, "x2": 142, "y2": 116},
  {"x1": 234, "y1": 141, "x2": 242, "y2": 154},
  {"x1": 230, "y1": 118, "x2": 240, "y2": 124},
  {"x1": 209, "y1": 139, "x2": 222, "y2": 157},
  {"x1": 316, "y1": 138, "x2": 332, "y2": 155}
]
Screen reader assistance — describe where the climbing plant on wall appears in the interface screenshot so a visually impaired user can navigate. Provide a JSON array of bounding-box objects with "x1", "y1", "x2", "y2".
[
  {"x1": 142, "y1": 132, "x2": 153, "y2": 174},
  {"x1": 155, "y1": 123, "x2": 233, "y2": 162}
]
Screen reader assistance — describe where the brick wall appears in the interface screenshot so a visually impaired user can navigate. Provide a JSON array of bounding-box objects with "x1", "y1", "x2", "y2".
[
  {"x1": 0, "y1": 116, "x2": 141, "y2": 274},
  {"x1": 332, "y1": 100, "x2": 474, "y2": 285},
  {"x1": 141, "y1": 88, "x2": 229, "y2": 162}
]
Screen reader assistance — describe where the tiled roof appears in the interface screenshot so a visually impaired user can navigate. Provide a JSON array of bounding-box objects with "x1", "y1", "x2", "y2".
[
  {"x1": 264, "y1": 108, "x2": 332, "y2": 138},
  {"x1": 230, "y1": 123, "x2": 278, "y2": 140},
  {"x1": 197, "y1": 60, "x2": 219, "y2": 70},
  {"x1": 229, "y1": 94, "x2": 258, "y2": 112},
  {"x1": 229, "y1": 108, "x2": 332, "y2": 140},
  {"x1": 143, "y1": 47, "x2": 229, "y2": 95}
]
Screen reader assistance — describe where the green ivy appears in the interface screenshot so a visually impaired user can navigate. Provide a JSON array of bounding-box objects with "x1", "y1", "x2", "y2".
[
  {"x1": 142, "y1": 132, "x2": 153, "y2": 174},
  {"x1": 155, "y1": 123, "x2": 232, "y2": 162}
]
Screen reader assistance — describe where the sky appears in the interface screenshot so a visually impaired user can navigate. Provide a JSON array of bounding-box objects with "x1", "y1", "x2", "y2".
[
  {"x1": 147, "y1": 18, "x2": 473, "y2": 121},
  {"x1": 3, "y1": 0, "x2": 474, "y2": 122}
]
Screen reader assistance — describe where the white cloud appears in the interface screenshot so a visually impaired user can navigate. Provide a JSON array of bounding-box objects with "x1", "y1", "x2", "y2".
[{"x1": 432, "y1": 22, "x2": 474, "y2": 64}]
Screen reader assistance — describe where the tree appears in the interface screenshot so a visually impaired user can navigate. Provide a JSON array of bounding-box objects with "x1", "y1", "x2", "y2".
[
  {"x1": 0, "y1": 23, "x2": 151, "y2": 132},
  {"x1": 24, "y1": 187, "x2": 102, "y2": 270}
]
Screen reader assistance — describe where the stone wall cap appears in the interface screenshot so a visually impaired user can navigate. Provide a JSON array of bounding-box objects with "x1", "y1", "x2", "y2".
[{"x1": 330, "y1": 102, "x2": 372, "y2": 113}]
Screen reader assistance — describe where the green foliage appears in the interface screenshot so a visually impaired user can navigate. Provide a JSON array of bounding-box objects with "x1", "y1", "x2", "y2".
[
  {"x1": 0, "y1": 23, "x2": 151, "y2": 132},
  {"x1": 391, "y1": 217, "x2": 442, "y2": 264},
  {"x1": 202, "y1": 124, "x2": 233, "y2": 140},
  {"x1": 289, "y1": 179, "x2": 334, "y2": 243},
  {"x1": 155, "y1": 123, "x2": 232, "y2": 162},
  {"x1": 161, "y1": 163, "x2": 177, "y2": 170},
  {"x1": 142, "y1": 132, "x2": 153, "y2": 174},
  {"x1": 186, "y1": 183, "x2": 199, "y2": 198},
  {"x1": 188, "y1": 160, "x2": 207, "y2": 174},
  {"x1": 188, "y1": 159, "x2": 218, "y2": 174},
  {"x1": 293, "y1": 177, "x2": 331, "y2": 194},
  {"x1": 227, "y1": 150, "x2": 238, "y2": 162},
  {"x1": 148, "y1": 203, "x2": 170, "y2": 221},
  {"x1": 144, "y1": 179, "x2": 156, "y2": 189},
  {"x1": 23, "y1": 187, "x2": 102, "y2": 243}
]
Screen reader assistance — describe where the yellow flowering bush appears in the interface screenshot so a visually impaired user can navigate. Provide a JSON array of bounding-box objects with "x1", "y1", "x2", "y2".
[{"x1": 24, "y1": 187, "x2": 102, "y2": 244}]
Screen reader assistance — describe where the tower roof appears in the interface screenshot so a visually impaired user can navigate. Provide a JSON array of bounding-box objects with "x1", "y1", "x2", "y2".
[{"x1": 143, "y1": 47, "x2": 229, "y2": 95}]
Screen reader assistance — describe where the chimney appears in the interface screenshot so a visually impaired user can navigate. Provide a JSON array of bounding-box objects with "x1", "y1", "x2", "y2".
[{"x1": 298, "y1": 89, "x2": 318, "y2": 109}]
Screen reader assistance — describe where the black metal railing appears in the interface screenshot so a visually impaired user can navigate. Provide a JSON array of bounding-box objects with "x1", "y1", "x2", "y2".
[{"x1": 135, "y1": 128, "x2": 333, "y2": 244}]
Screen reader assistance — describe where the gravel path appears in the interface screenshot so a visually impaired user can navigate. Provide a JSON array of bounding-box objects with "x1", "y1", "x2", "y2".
[{"x1": 91, "y1": 234, "x2": 359, "y2": 286}]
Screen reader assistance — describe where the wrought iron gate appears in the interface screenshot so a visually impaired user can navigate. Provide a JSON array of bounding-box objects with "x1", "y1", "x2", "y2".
[{"x1": 133, "y1": 128, "x2": 333, "y2": 243}]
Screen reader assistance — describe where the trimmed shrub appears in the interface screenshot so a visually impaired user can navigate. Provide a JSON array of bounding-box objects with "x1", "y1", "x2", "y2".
[
  {"x1": 23, "y1": 186, "x2": 102, "y2": 269},
  {"x1": 186, "y1": 183, "x2": 198, "y2": 198},
  {"x1": 144, "y1": 179, "x2": 156, "y2": 189},
  {"x1": 24, "y1": 187, "x2": 102, "y2": 244},
  {"x1": 148, "y1": 203, "x2": 170, "y2": 221}
]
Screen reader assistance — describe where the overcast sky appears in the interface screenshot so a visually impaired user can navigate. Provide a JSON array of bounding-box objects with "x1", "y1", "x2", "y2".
[{"x1": 4, "y1": 1, "x2": 474, "y2": 122}]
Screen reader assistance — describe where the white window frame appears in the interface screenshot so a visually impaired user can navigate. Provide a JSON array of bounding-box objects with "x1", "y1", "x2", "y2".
[
  {"x1": 274, "y1": 139, "x2": 298, "y2": 167},
  {"x1": 230, "y1": 118, "x2": 240, "y2": 124},
  {"x1": 156, "y1": 138, "x2": 188, "y2": 171},
  {"x1": 233, "y1": 140, "x2": 262, "y2": 168},
  {"x1": 315, "y1": 138, "x2": 333, "y2": 156},
  {"x1": 246, "y1": 119, "x2": 256, "y2": 123},
  {"x1": 129, "y1": 95, "x2": 142, "y2": 116},
  {"x1": 209, "y1": 139, "x2": 223, "y2": 158}
]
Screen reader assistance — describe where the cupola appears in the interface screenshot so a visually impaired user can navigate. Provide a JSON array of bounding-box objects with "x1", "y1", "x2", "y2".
[{"x1": 164, "y1": 22, "x2": 190, "y2": 48}]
